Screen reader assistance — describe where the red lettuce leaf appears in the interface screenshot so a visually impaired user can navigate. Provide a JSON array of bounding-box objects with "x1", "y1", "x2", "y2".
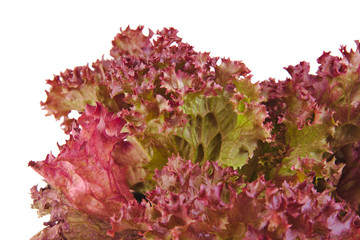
[
  {"x1": 40, "y1": 27, "x2": 271, "y2": 174},
  {"x1": 282, "y1": 42, "x2": 360, "y2": 151},
  {"x1": 30, "y1": 103, "x2": 135, "y2": 220},
  {"x1": 30, "y1": 185, "x2": 113, "y2": 240},
  {"x1": 30, "y1": 185, "x2": 143, "y2": 240},
  {"x1": 251, "y1": 74, "x2": 337, "y2": 185},
  {"x1": 110, "y1": 26, "x2": 154, "y2": 59},
  {"x1": 108, "y1": 156, "x2": 360, "y2": 239}
]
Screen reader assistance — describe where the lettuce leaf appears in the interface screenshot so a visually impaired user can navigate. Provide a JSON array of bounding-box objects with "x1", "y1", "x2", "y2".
[
  {"x1": 40, "y1": 26, "x2": 271, "y2": 173},
  {"x1": 108, "y1": 156, "x2": 360, "y2": 239},
  {"x1": 30, "y1": 185, "x2": 116, "y2": 240},
  {"x1": 248, "y1": 75, "x2": 337, "y2": 185},
  {"x1": 30, "y1": 103, "x2": 135, "y2": 220}
]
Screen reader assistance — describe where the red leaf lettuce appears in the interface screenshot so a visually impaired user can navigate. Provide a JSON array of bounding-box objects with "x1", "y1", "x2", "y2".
[{"x1": 29, "y1": 26, "x2": 360, "y2": 239}]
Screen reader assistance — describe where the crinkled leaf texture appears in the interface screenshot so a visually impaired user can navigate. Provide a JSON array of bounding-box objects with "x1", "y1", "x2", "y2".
[
  {"x1": 40, "y1": 26, "x2": 271, "y2": 173},
  {"x1": 30, "y1": 26, "x2": 360, "y2": 239},
  {"x1": 30, "y1": 185, "x2": 142, "y2": 240},
  {"x1": 108, "y1": 156, "x2": 360, "y2": 239},
  {"x1": 30, "y1": 103, "x2": 138, "y2": 220},
  {"x1": 30, "y1": 185, "x2": 112, "y2": 240},
  {"x1": 254, "y1": 41, "x2": 360, "y2": 195}
]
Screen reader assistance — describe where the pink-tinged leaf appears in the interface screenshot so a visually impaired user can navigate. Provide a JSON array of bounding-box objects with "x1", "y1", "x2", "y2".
[
  {"x1": 107, "y1": 200, "x2": 149, "y2": 238},
  {"x1": 109, "y1": 157, "x2": 360, "y2": 239},
  {"x1": 300, "y1": 42, "x2": 360, "y2": 150},
  {"x1": 30, "y1": 103, "x2": 134, "y2": 220},
  {"x1": 30, "y1": 185, "x2": 115, "y2": 240},
  {"x1": 41, "y1": 26, "x2": 271, "y2": 173},
  {"x1": 111, "y1": 137, "x2": 149, "y2": 188},
  {"x1": 317, "y1": 51, "x2": 348, "y2": 78},
  {"x1": 41, "y1": 65, "x2": 119, "y2": 134},
  {"x1": 257, "y1": 75, "x2": 336, "y2": 184},
  {"x1": 110, "y1": 25, "x2": 154, "y2": 59},
  {"x1": 215, "y1": 58, "x2": 251, "y2": 86}
]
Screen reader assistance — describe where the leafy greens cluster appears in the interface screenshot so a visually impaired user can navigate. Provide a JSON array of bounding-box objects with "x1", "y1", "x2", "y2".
[{"x1": 30, "y1": 26, "x2": 360, "y2": 239}]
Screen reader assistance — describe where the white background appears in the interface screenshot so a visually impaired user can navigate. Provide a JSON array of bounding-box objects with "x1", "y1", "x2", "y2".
[{"x1": 1, "y1": 0, "x2": 359, "y2": 239}]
